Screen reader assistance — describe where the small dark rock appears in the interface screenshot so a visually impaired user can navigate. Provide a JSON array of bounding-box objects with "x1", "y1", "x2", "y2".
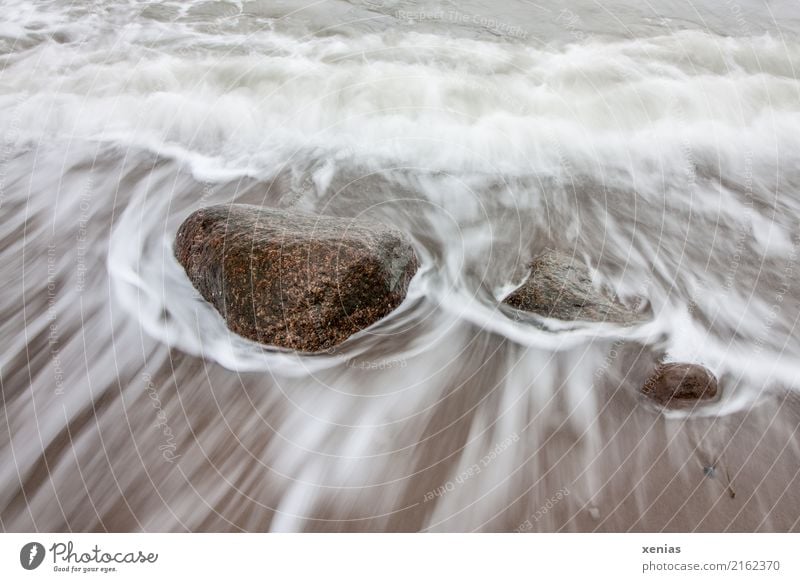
[
  {"x1": 641, "y1": 363, "x2": 718, "y2": 408},
  {"x1": 175, "y1": 204, "x2": 418, "y2": 352},
  {"x1": 503, "y1": 250, "x2": 645, "y2": 325}
]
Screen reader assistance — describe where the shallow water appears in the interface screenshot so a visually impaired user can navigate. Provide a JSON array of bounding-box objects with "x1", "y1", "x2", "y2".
[{"x1": 1, "y1": 0, "x2": 800, "y2": 531}]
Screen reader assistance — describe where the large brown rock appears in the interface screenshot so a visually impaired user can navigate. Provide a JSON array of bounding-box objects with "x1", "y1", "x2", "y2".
[
  {"x1": 175, "y1": 204, "x2": 418, "y2": 352},
  {"x1": 503, "y1": 250, "x2": 645, "y2": 325},
  {"x1": 641, "y1": 363, "x2": 718, "y2": 408}
]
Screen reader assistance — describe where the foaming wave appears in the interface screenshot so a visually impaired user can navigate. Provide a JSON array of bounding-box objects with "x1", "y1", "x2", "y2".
[
  {"x1": 1, "y1": 30, "x2": 799, "y2": 178},
  {"x1": 3, "y1": 11, "x2": 800, "y2": 534}
]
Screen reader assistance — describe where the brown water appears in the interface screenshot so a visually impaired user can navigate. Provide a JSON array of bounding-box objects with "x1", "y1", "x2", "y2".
[{"x1": 2, "y1": 0, "x2": 800, "y2": 531}]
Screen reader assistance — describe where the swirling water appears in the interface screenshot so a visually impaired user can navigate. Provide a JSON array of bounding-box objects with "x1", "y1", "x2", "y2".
[{"x1": 1, "y1": 0, "x2": 800, "y2": 531}]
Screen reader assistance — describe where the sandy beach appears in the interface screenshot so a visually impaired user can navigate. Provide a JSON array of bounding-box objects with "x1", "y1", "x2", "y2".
[{"x1": 2, "y1": 0, "x2": 800, "y2": 533}]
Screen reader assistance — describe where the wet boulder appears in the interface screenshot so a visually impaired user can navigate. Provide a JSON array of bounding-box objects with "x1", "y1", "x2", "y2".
[
  {"x1": 503, "y1": 250, "x2": 645, "y2": 325},
  {"x1": 175, "y1": 204, "x2": 418, "y2": 352},
  {"x1": 641, "y1": 363, "x2": 718, "y2": 408}
]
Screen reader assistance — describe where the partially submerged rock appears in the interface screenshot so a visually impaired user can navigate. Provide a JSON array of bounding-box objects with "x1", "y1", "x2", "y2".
[
  {"x1": 502, "y1": 250, "x2": 645, "y2": 325},
  {"x1": 641, "y1": 363, "x2": 718, "y2": 408},
  {"x1": 175, "y1": 204, "x2": 418, "y2": 352}
]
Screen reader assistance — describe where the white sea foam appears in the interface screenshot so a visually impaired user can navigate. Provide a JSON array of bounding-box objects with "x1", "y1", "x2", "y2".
[
  {"x1": 2, "y1": 2, "x2": 800, "y2": 532},
  {"x1": 0, "y1": 29, "x2": 775, "y2": 395}
]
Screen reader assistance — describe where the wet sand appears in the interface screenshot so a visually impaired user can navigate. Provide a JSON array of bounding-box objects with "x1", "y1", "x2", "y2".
[{"x1": 2, "y1": 150, "x2": 798, "y2": 532}]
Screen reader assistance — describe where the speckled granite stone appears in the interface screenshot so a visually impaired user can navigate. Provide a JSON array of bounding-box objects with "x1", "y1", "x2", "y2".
[
  {"x1": 642, "y1": 363, "x2": 719, "y2": 408},
  {"x1": 503, "y1": 250, "x2": 645, "y2": 325},
  {"x1": 175, "y1": 204, "x2": 418, "y2": 352}
]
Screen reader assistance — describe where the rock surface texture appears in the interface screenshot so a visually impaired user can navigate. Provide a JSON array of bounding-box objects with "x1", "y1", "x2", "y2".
[
  {"x1": 641, "y1": 363, "x2": 719, "y2": 408},
  {"x1": 175, "y1": 204, "x2": 418, "y2": 352},
  {"x1": 503, "y1": 250, "x2": 645, "y2": 325}
]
